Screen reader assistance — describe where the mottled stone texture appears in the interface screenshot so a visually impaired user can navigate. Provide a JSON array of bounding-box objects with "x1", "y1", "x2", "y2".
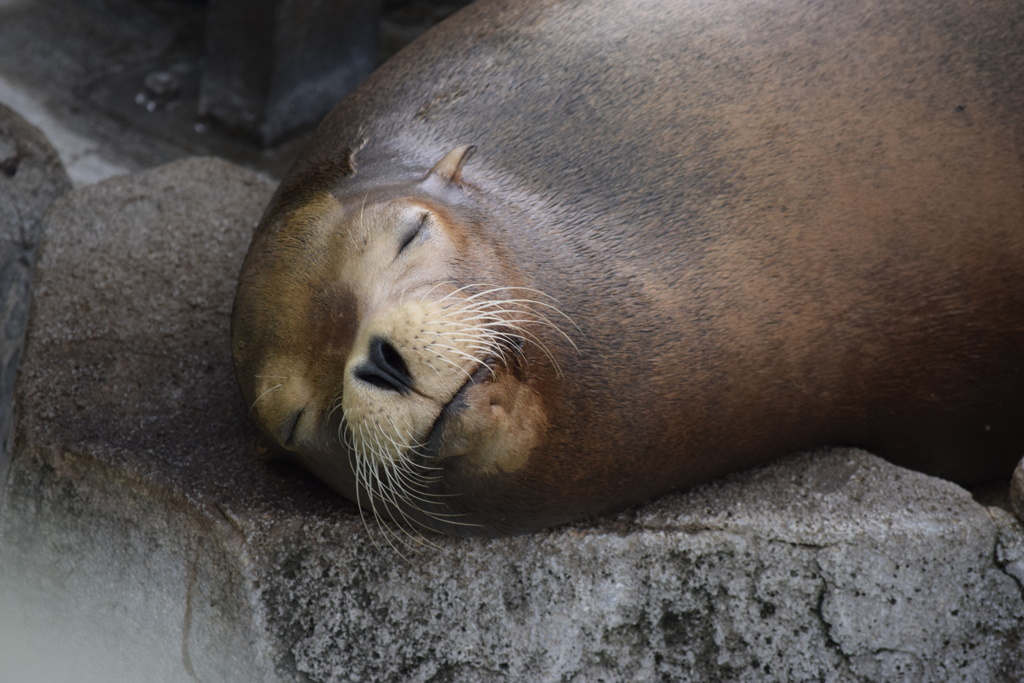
[
  {"x1": 0, "y1": 103, "x2": 71, "y2": 498},
  {"x1": 0, "y1": 158, "x2": 1021, "y2": 682},
  {"x1": 0, "y1": 157, "x2": 281, "y2": 681},
  {"x1": 1012, "y1": 459, "x2": 1024, "y2": 523}
]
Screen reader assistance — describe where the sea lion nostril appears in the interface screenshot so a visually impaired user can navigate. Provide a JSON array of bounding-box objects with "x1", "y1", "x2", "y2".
[{"x1": 355, "y1": 336, "x2": 413, "y2": 393}]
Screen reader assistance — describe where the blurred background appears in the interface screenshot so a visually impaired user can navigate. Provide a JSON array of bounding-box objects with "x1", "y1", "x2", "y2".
[{"x1": 0, "y1": 0, "x2": 471, "y2": 186}]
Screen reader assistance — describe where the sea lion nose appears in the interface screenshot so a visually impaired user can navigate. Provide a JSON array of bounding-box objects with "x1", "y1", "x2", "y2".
[{"x1": 353, "y1": 336, "x2": 413, "y2": 393}]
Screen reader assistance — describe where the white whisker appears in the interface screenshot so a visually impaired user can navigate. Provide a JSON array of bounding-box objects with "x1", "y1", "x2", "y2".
[
  {"x1": 336, "y1": 280, "x2": 578, "y2": 549},
  {"x1": 248, "y1": 383, "x2": 283, "y2": 416}
]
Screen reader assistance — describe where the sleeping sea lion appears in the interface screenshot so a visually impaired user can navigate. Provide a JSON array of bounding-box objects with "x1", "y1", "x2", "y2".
[{"x1": 232, "y1": 0, "x2": 1024, "y2": 536}]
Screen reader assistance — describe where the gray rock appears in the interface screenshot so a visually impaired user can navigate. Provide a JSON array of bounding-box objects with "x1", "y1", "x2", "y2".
[
  {"x1": 1012, "y1": 458, "x2": 1024, "y2": 523},
  {"x1": 0, "y1": 102, "x2": 71, "y2": 498},
  {"x1": 1, "y1": 158, "x2": 1021, "y2": 682}
]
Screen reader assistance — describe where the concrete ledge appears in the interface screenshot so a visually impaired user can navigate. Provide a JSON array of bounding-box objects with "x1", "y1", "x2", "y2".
[
  {"x1": 1, "y1": 158, "x2": 1021, "y2": 681},
  {"x1": 0, "y1": 102, "x2": 71, "y2": 499}
]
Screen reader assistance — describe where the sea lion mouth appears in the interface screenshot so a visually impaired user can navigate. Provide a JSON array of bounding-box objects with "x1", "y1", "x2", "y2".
[{"x1": 421, "y1": 355, "x2": 499, "y2": 460}]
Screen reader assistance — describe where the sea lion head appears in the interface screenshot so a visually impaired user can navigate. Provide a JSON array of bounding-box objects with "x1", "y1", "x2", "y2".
[{"x1": 232, "y1": 145, "x2": 566, "y2": 536}]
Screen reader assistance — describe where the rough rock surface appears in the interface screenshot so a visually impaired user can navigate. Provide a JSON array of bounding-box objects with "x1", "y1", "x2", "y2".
[
  {"x1": 1, "y1": 158, "x2": 1022, "y2": 682},
  {"x1": 1012, "y1": 459, "x2": 1024, "y2": 524},
  {"x1": 0, "y1": 103, "x2": 71, "y2": 496}
]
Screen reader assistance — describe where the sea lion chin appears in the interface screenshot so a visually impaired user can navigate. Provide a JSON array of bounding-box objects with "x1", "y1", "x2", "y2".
[{"x1": 233, "y1": 0, "x2": 1024, "y2": 537}]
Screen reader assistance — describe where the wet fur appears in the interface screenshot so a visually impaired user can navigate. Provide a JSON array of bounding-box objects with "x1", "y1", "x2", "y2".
[{"x1": 235, "y1": 0, "x2": 1024, "y2": 535}]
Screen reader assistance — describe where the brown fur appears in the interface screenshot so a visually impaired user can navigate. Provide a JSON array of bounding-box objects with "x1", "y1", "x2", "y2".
[{"x1": 233, "y1": 0, "x2": 1024, "y2": 535}]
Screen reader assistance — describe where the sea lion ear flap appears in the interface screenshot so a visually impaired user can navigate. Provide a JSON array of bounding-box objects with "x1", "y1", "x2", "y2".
[{"x1": 427, "y1": 145, "x2": 477, "y2": 186}]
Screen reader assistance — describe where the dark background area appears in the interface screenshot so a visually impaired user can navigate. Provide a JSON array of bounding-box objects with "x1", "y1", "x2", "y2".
[{"x1": 0, "y1": 0, "x2": 471, "y2": 181}]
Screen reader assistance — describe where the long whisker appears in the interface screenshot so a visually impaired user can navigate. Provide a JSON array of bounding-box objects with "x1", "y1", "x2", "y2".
[
  {"x1": 337, "y1": 281, "x2": 583, "y2": 551},
  {"x1": 248, "y1": 383, "x2": 283, "y2": 416}
]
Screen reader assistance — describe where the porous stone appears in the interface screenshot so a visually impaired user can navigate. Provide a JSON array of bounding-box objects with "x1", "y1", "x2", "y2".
[
  {"x1": 0, "y1": 157, "x2": 1021, "y2": 682},
  {"x1": 0, "y1": 102, "x2": 71, "y2": 498},
  {"x1": 0, "y1": 156, "x2": 281, "y2": 681},
  {"x1": 1012, "y1": 458, "x2": 1024, "y2": 523}
]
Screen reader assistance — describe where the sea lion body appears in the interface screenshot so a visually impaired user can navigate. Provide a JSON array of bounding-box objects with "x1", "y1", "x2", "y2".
[{"x1": 233, "y1": 0, "x2": 1024, "y2": 535}]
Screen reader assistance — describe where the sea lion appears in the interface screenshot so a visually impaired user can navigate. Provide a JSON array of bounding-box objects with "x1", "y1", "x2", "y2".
[{"x1": 232, "y1": 0, "x2": 1024, "y2": 536}]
